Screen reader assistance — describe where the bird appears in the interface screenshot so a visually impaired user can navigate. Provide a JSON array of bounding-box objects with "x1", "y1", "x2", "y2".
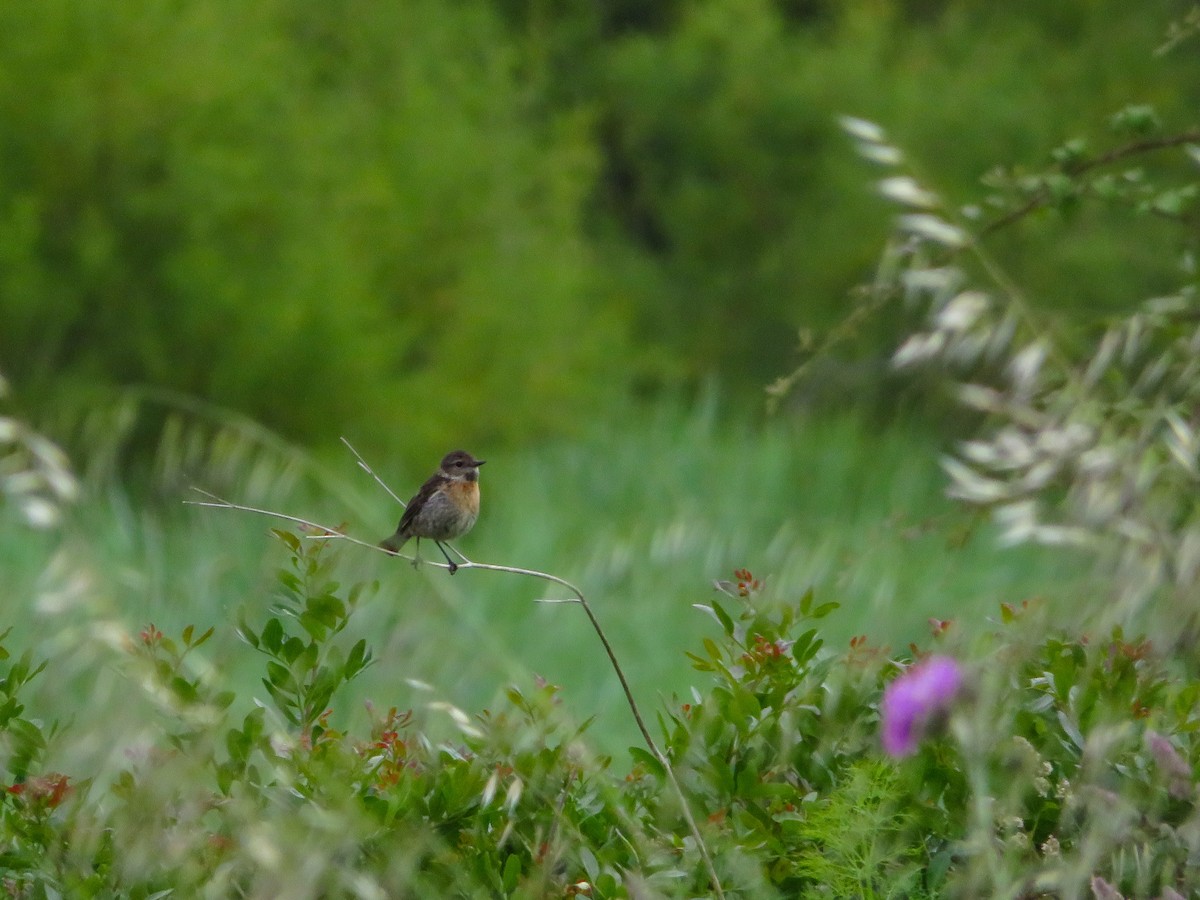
[{"x1": 379, "y1": 450, "x2": 485, "y2": 574}]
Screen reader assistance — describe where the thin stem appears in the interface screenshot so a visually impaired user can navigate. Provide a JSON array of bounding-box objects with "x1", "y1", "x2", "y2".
[
  {"x1": 340, "y1": 436, "x2": 405, "y2": 507},
  {"x1": 186, "y1": 489, "x2": 382, "y2": 553}
]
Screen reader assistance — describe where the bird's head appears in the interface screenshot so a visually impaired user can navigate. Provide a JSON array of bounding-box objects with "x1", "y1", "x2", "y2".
[{"x1": 440, "y1": 450, "x2": 485, "y2": 482}]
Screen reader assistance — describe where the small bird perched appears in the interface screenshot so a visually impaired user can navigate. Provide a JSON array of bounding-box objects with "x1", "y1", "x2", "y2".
[{"x1": 379, "y1": 450, "x2": 485, "y2": 574}]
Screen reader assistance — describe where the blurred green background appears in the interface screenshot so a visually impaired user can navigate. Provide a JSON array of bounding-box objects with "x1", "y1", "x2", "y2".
[
  {"x1": 3, "y1": 0, "x2": 1197, "y2": 453},
  {"x1": 0, "y1": 0, "x2": 1194, "y2": 750}
]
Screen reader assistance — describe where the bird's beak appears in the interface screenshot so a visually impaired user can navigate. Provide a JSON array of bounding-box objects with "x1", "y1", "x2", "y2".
[{"x1": 475, "y1": 460, "x2": 487, "y2": 466}]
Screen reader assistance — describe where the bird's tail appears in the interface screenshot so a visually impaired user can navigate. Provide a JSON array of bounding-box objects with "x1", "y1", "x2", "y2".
[{"x1": 379, "y1": 532, "x2": 408, "y2": 554}]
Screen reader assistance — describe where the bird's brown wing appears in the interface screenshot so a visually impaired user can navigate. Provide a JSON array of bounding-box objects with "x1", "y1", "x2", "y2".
[{"x1": 395, "y1": 473, "x2": 447, "y2": 534}]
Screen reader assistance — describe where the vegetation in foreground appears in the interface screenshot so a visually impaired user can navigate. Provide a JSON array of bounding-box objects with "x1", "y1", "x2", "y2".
[
  {"x1": 0, "y1": 525, "x2": 1195, "y2": 897},
  {"x1": 3, "y1": 13, "x2": 1200, "y2": 895}
]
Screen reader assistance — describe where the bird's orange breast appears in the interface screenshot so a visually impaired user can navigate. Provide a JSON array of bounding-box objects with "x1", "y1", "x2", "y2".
[{"x1": 448, "y1": 479, "x2": 480, "y2": 517}]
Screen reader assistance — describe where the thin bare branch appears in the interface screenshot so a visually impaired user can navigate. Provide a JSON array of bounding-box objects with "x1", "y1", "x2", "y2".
[
  {"x1": 186, "y1": 489, "x2": 386, "y2": 555},
  {"x1": 340, "y1": 436, "x2": 405, "y2": 507}
]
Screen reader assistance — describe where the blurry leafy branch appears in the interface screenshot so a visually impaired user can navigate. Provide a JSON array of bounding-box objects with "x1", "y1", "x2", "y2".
[
  {"x1": 1157, "y1": 4, "x2": 1200, "y2": 55},
  {"x1": 40, "y1": 385, "x2": 333, "y2": 503},
  {"x1": 0, "y1": 371, "x2": 77, "y2": 528},
  {"x1": 772, "y1": 95, "x2": 1200, "y2": 629}
]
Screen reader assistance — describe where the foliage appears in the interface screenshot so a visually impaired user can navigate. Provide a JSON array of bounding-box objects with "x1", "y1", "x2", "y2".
[
  {"x1": 788, "y1": 103, "x2": 1200, "y2": 639},
  {"x1": 4, "y1": 522, "x2": 1200, "y2": 897},
  {"x1": 754, "y1": 13, "x2": 1200, "y2": 890},
  {"x1": 673, "y1": 574, "x2": 1200, "y2": 898},
  {"x1": 3, "y1": 1, "x2": 1199, "y2": 451},
  {"x1": 0, "y1": 373, "x2": 77, "y2": 528},
  {"x1": 0, "y1": 0, "x2": 624, "y2": 454}
]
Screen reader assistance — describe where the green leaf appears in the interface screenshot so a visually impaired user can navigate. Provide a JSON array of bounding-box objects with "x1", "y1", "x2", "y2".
[
  {"x1": 307, "y1": 594, "x2": 347, "y2": 626},
  {"x1": 280, "y1": 636, "x2": 307, "y2": 665},
  {"x1": 275, "y1": 569, "x2": 301, "y2": 593},
  {"x1": 307, "y1": 668, "x2": 339, "y2": 714},
  {"x1": 579, "y1": 846, "x2": 599, "y2": 882},
  {"x1": 739, "y1": 797, "x2": 778, "y2": 834},
  {"x1": 1057, "y1": 710, "x2": 1085, "y2": 750},
  {"x1": 227, "y1": 725, "x2": 252, "y2": 765},
  {"x1": 262, "y1": 680, "x2": 298, "y2": 724},
  {"x1": 0, "y1": 696, "x2": 24, "y2": 727},
  {"x1": 501, "y1": 853, "x2": 521, "y2": 893},
  {"x1": 265, "y1": 661, "x2": 293, "y2": 690},
  {"x1": 808, "y1": 601, "x2": 839, "y2": 620},
  {"x1": 702, "y1": 637, "x2": 723, "y2": 663},
  {"x1": 792, "y1": 628, "x2": 822, "y2": 666},
  {"x1": 295, "y1": 642, "x2": 319, "y2": 671},
  {"x1": 270, "y1": 529, "x2": 302, "y2": 552},
  {"x1": 344, "y1": 639, "x2": 372, "y2": 679},
  {"x1": 298, "y1": 612, "x2": 328, "y2": 642},
  {"x1": 1050, "y1": 137, "x2": 1088, "y2": 165},
  {"x1": 799, "y1": 587, "x2": 814, "y2": 616},
  {"x1": 1150, "y1": 185, "x2": 1197, "y2": 216},
  {"x1": 1109, "y1": 104, "x2": 1160, "y2": 136},
  {"x1": 170, "y1": 676, "x2": 199, "y2": 705},
  {"x1": 236, "y1": 613, "x2": 260, "y2": 649},
  {"x1": 711, "y1": 600, "x2": 735, "y2": 637},
  {"x1": 243, "y1": 708, "x2": 265, "y2": 744},
  {"x1": 627, "y1": 746, "x2": 665, "y2": 779},
  {"x1": 260, "y1": 617, "x2": 284, "y2": 653},
  {"x1": 215, "y1": 762, "x2": 236, "y2": 796}
]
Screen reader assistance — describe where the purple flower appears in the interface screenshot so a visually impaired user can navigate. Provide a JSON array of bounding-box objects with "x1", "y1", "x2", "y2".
[
  {"x1": 881, "y1": 655, "x2": 963, "y2": 758},
  {"x1": 1145, "y1": 730, "x2": 1192, "y2": 799}
]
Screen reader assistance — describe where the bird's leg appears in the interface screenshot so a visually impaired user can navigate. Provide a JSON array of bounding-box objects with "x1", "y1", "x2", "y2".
[
  {"x1": 410, "y1": 538, "x2": 422, "y2": 569},
  {"x1": 434, "y1": 541, "x2": 458, "y2": 574}
]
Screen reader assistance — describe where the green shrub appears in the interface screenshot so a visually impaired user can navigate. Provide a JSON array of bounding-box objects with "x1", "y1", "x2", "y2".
[
  {"x1": 4, "y1": 527, "x2": 1200, "y2": 897},
  {"x1": 5, "y1": 0, "x2": 1199, "y2": 450},
  {"x1": 0, "y1": 0, "x2": 626, "y2": 453}
]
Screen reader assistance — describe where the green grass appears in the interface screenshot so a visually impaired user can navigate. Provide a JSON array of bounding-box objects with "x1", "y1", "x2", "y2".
[{"x1": 2, "y1": 402, "x2": 1089, "y2": 759}]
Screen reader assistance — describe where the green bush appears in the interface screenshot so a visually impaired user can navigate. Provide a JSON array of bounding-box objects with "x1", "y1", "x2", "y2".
[
  {"x1": 0, "y1": 0, "x2": 626, "y2": 453},
  {"x1": 4, "y1": 0, "x2": 1198, "y2": 451},
  {"x1": 580, "y1": 0, "x2": 1200, "y2": 387},
  {"x1": 3, "y1": 532, "x2": 1199, "y2": 897}
]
